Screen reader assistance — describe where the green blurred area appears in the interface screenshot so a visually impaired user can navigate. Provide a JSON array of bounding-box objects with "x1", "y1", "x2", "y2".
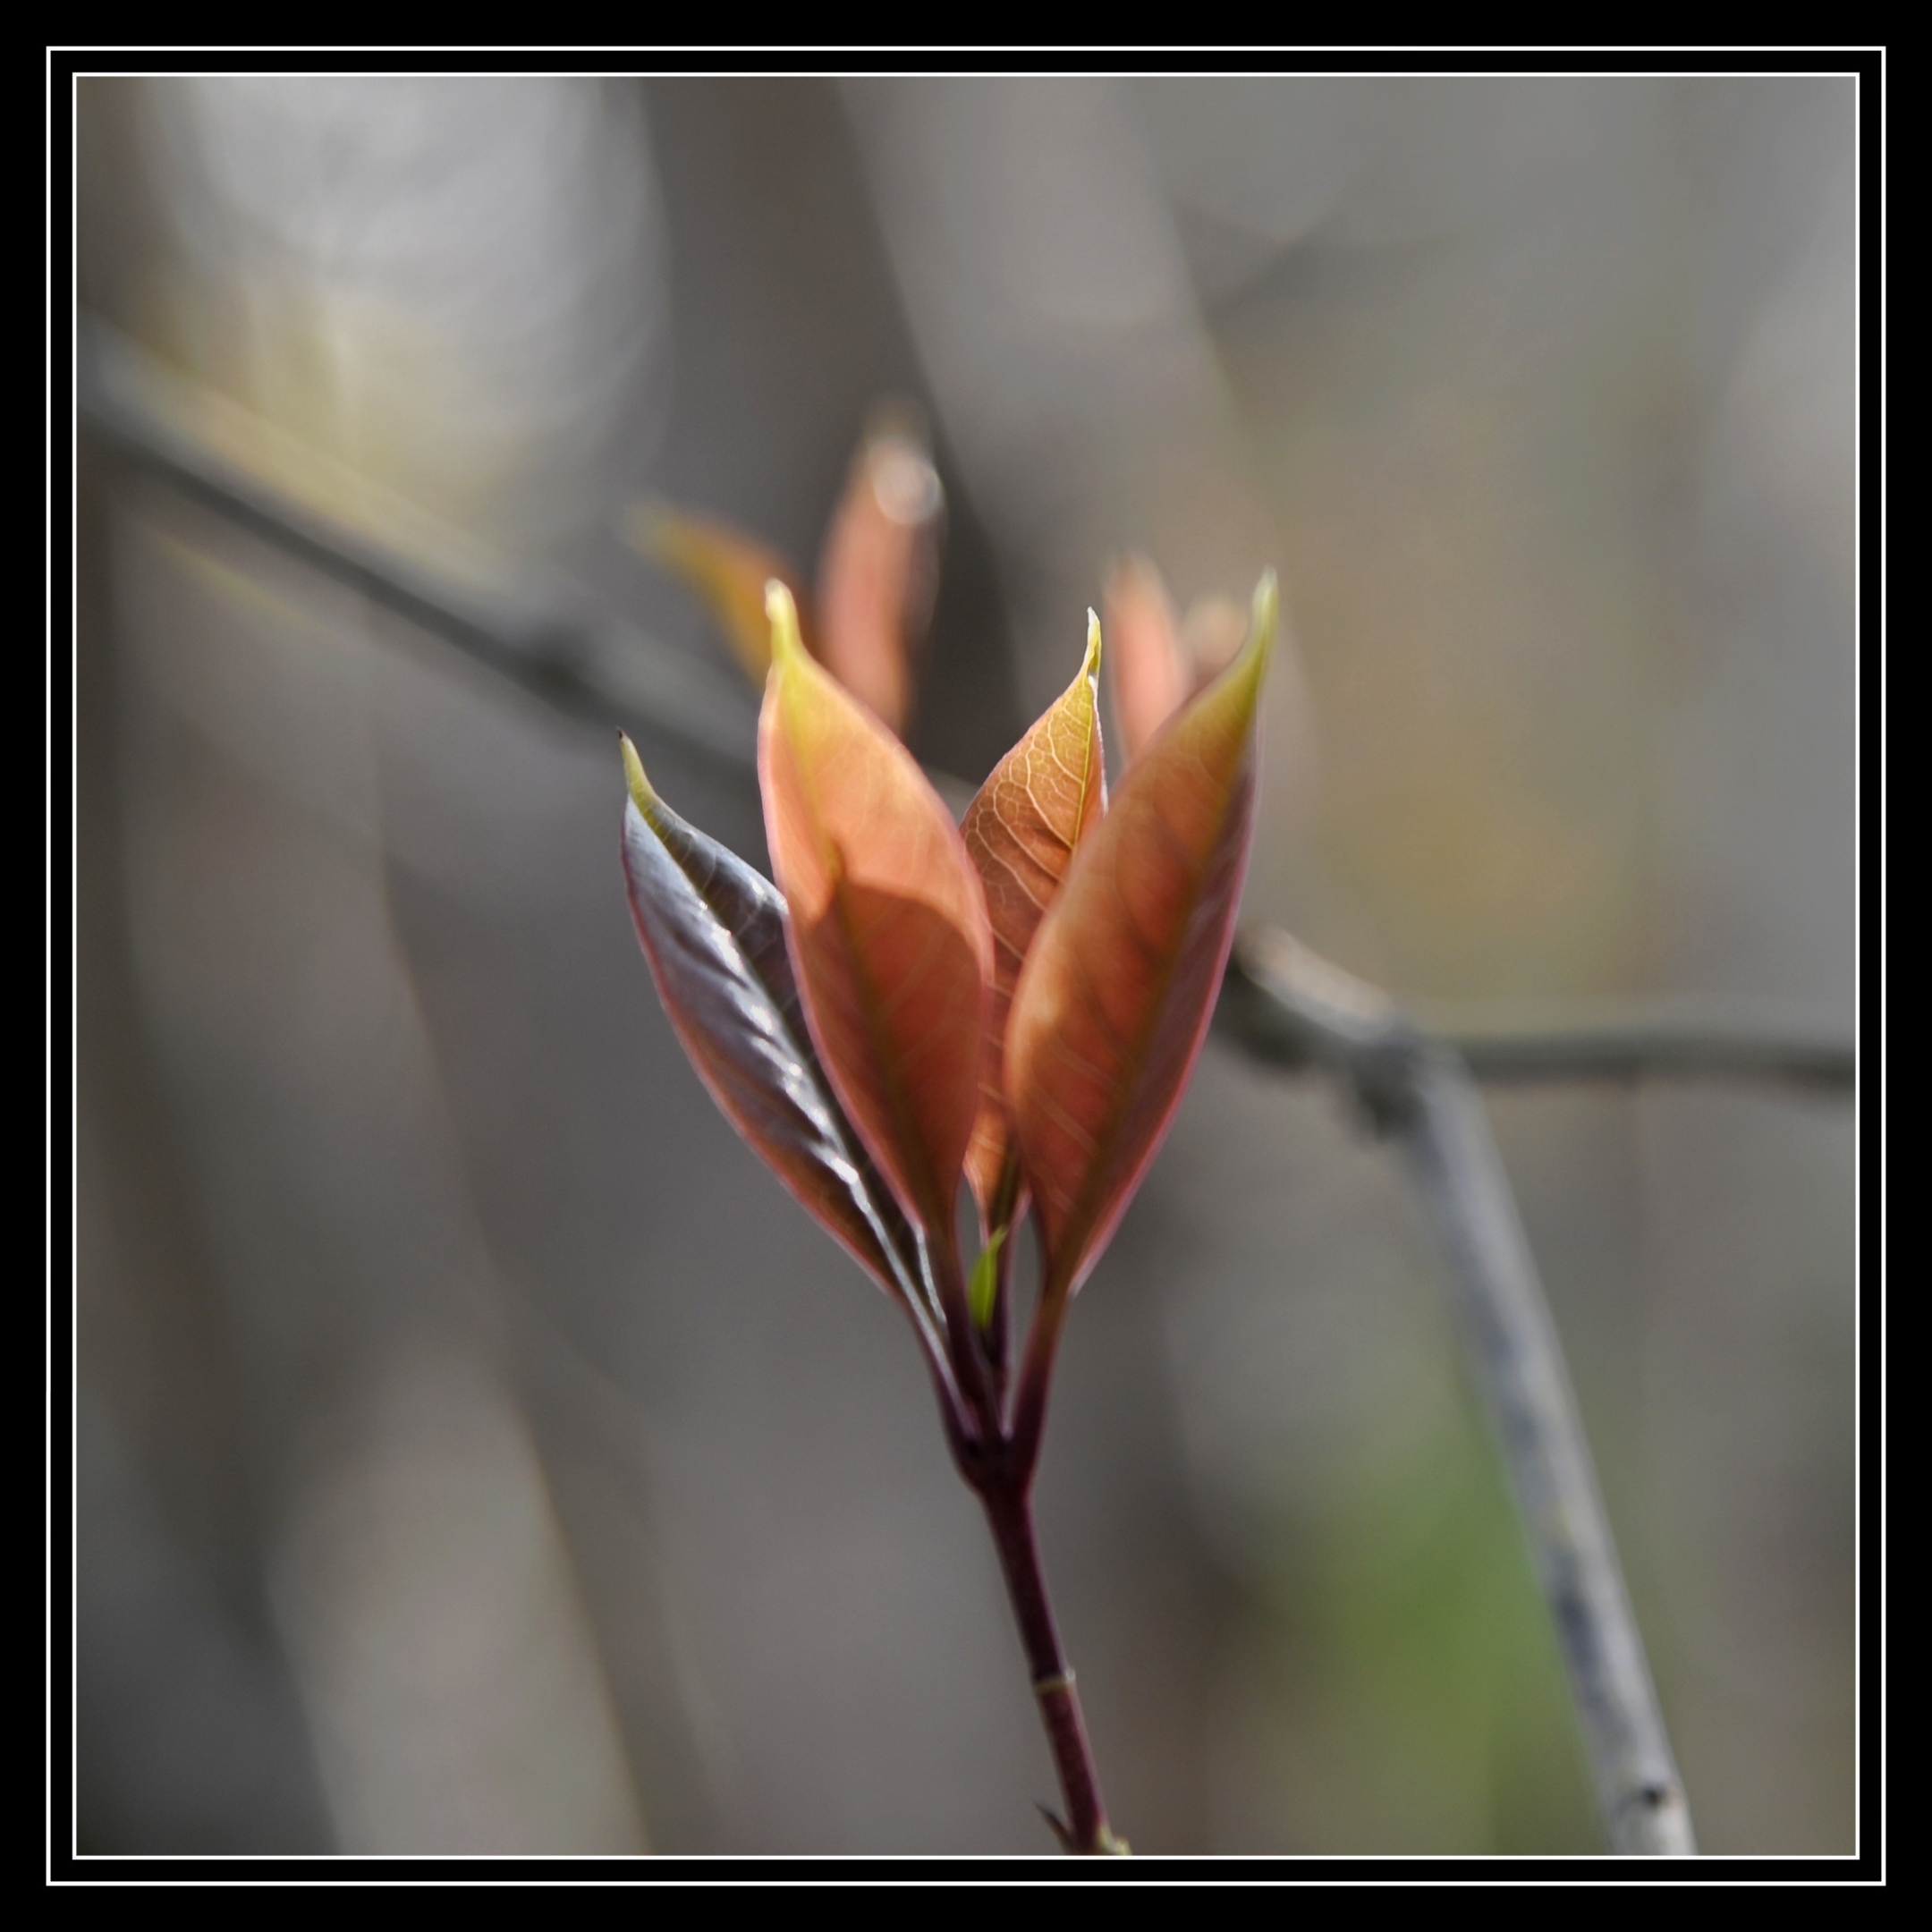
[{"x1": 1252, "y1": 1392, "x2": 1597, "y2": 1854}]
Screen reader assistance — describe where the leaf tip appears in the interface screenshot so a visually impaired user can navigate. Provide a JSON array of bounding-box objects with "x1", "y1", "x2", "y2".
[
  {"x1": 1083, "y1": 606, "x2": 1103, "y2": 683},
  {"x1": 766, "y1": 578, "x2": 807, "y2": 671},
  {"x1": 1213, "y1": 569, "x2": 1278, "y2": 713},
  {"x1": 1249, "y1": 569, "x2": 1279, "y2": 671},
  {"x1": 620, "y1": 732, "x2": 657, "y2": 818}
]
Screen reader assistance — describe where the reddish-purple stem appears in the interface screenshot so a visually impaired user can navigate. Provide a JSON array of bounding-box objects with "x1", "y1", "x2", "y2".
[{"x1": 975, "y1": 1473, "x2": 1118, "y2": 1855}]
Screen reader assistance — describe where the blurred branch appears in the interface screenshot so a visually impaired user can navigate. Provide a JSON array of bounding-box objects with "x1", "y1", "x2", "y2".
[
  {"x1": 1439, "y1": 1016, "x2": 1852, "y2": 1092},
  {"x1": 1222, "y1": 928, "x2": 1697, "y2": 1856},
  {"x1": 1220, "y1": 933, "x2": 1852, "y2": 1099},
  {"x1": 74, "y1": 313, "x2": 758, "y2": 774}
]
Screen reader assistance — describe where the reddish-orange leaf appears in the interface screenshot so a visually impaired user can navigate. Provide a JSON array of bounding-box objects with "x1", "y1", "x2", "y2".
[
  {"x1": 815, "y1": 423, "x2": 945, "y2": 736},
  {"x1": 958, "y1": 613, "x2": 1106, "y2": 1224},
  {"x1": 629, "y1": 499, "x2": 813, "y2": 685},
  {"x1": 1103, "y1": 552, "x2": 1191, "y2": 764},
  {"x1": 759, "y1": 582, "x2": 993, "y2": 1236},
  {"x1": 1007, "y1": 573, "x2": 1278, "y2": 1297}
]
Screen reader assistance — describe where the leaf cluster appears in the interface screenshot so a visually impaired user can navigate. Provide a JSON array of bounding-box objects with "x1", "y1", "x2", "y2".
[{"x1": 622, "y1": 429, "x2": 1275, "y2": 1483}]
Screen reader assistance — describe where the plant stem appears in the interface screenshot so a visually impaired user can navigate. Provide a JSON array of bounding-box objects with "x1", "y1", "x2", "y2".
[{"x1": 977, "y1": 1476, "x2": 1123, "y2": 1855}]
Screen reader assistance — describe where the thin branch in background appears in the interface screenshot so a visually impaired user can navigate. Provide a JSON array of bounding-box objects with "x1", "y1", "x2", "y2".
[
  {"x1": 1223, "y1": 929, "x2": 1699, "y2": 1855},
  {"x1": 1405, "y1": 1062, "x2": 1695, "y2": 1855},
  {"x1": 1439, "y1": 1014, "x2": 1853, "y2": 1093},
  {"x1": 76, "y1": 315, "x2": 759, "y2": 775}
]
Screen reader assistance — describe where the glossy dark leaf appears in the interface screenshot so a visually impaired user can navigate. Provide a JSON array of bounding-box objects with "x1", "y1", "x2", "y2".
[
  {"x1": 619, "y1": 735, "x2": 930, "y2": 1318},
  {"x1": 1007, "y1": 574, "x2": 1277, "y2": 1297}
]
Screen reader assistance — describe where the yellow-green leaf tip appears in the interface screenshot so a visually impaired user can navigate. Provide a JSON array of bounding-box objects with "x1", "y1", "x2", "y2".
[
  {"x1": 766, "y1": 579, "x2": 806, "y2": 667},
  {"x1": 620, "y1": 733, "x2": 657, "y2": 818},
  {"x1": 1083, "y1": 607, "x2": 1103, "y2": 683},
  {"x1": 1248, "y1": 570, "x2": 1279, "y2": 670}
]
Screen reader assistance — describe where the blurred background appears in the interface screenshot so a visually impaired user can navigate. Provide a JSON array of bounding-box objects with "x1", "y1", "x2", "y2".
[{"x1": 73, "y1": 75, "x2": 1857, "y2": 1855}]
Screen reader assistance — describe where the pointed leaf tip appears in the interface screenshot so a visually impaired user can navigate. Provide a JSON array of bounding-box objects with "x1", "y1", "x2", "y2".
[
  {"x1": 959, "y1": 619, "x2": 1110, "y2": 1218},
  {"x1": 766, "y1": 578, "x2": 807, "y2": 666},
  {"x1": 1249, "y1": 570, "x2": 1279, "y2": 671},
  {"x1": 620, "y1": 733, "x2": 656, "y2": 817},
  {"x1": 1201, "y1": 568, "x2": 1275, "y2": 714}
]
